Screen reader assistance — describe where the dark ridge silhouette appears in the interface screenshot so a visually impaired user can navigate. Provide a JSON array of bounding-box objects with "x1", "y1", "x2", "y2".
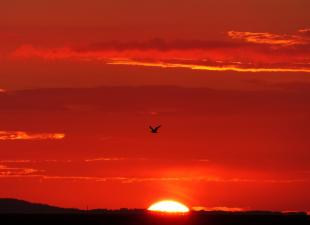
[
  {"x1": 0, "y1": 199, "x2": 309, "y2": 225},
  {"x1": 0, "y1": 198, "x2": 80, "y2": 214}
]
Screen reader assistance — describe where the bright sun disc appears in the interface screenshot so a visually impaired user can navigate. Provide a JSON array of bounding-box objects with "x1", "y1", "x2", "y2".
[{"x1": 148, "y1": 200, "x2": 190, "y2": 213}]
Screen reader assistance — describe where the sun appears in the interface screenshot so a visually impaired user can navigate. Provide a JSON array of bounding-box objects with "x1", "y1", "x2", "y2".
[{"x1": 148, "y1": 200, "x2": 190, "y2": 213}]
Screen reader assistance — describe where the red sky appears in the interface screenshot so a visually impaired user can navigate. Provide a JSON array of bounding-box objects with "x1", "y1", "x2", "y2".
[{"x1": 0, "y1": 0, "x2": 310, "y2": 212}]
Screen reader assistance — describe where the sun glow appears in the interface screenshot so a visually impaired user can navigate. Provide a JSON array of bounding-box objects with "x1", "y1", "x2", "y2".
[{"x1": 148, "y1": 200, "x2": 190, "y2": 213}]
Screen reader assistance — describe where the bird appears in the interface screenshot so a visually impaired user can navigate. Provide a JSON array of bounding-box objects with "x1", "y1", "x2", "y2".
[{"x1": 149, "y1": 125, "x2": 161, "y2": 133}]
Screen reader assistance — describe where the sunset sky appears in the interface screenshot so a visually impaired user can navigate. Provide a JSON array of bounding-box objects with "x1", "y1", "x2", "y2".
[{"x1": 0, "y1": 0, "x2": 310, "y2": 212}]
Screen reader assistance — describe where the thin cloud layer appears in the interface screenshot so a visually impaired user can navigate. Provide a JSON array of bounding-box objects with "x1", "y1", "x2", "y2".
[
  {"x1": 108, "y1": 59, "x2": 310, "y2": 73},
  {"x1": 84, "y1": 157, "x2": 146, "y2": 162},
  {"x1": 228, "y1": 30, "x2": 309, "y2": 46},
  {"x1": 192, "y1": 206, "x2": 245, "y2": 212},
  {"x1": 0, "y1": 171, "x2": 306, "y2": 184},
  {"x1": 10, "y1": 29, "x2": 310, "y2": 73},
  {"x1": 0, "y1": 157, "x2": 307, "y2": 185},
  {"x1": 0, "y1": 131, "x2": 65, "y2": 141},
  {"x1": 298, "y1": 28, "x2": 310, "y2": 35},
  {"x1": 0, "y1": 164, "x2": 39, "y2": 176}
]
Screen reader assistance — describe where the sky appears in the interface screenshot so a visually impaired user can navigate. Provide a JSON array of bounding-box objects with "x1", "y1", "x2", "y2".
[{"x1": 0, "y1": 0, "x2": 310, "y2": 212}]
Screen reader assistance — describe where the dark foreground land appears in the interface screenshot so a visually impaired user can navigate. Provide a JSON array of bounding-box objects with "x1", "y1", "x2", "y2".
[{"x1": 0, "y1": 199, "x2": 309, "y2": 225}]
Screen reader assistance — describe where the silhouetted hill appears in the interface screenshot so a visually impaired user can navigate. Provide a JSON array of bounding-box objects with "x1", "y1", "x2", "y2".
[
  {"x1": 0, "y1": 198, "x2": 79, "y2": 214},
  {"x1": 0, "y1": 198, "x2": 309, "y2": 225}
]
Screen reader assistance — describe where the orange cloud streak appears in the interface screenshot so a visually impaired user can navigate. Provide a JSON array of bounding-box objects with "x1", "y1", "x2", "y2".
[
  {"x1": 84, "y1": 157, "x2": 127, "y2": 162},
  {"x1": 192, "y1": 206, "x2": 246, "y2": 212},
  {"x1": 299, "y1": 28, "x2": 310, "y2": 34},
  {"x1": 9, "y1": 29, "x2": 310, "y2": 73},
  {"x1": 0, "y1": 131, "x2": 65, "y2": 141},
  {"x1": 108, "y1": 60, "x2": 310, "y2": 73},
  {"x1": 11, "y1": 45, "x2": 310, "y2": 73},
  {"x1": 228, "y1": 31, "x2": 309, "y2": 46},
  {"x1": 0, "y1": 164, "x2": 39, "y2": 176}
]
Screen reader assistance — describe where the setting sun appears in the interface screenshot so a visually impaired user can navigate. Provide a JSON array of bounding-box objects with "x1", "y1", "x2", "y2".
[{"x1": 148, "y1": 200, "x2": 190, "y2": 213}]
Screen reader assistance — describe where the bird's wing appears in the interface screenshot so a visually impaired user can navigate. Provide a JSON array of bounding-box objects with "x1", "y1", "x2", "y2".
[
  {"x1": 154, "y1": 125, "x2": 161, "y2": 131},
  {"x1": 149, "y1": 126, "x2": 154, "y2": 130}
]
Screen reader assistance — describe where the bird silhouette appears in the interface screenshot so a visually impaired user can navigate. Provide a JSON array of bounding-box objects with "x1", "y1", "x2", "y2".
[{"x1": 149, "y1": 125, "x2": 161, "y2": 133}]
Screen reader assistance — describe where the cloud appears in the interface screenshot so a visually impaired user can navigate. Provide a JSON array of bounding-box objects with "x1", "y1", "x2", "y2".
[
  {"x1": 1, "y1": 86, "x2": 310, "y2": 118},
  {"x1": 192, "y1": 206, "x2": 246, "y2": 212},
  {"x1": 0, "y1": 158, "x2": 144, "y2": 164},
  {"x1": 298, "y1": 28, "x2": 310, "y2": 35},
  {"x1": 0, "y1": 159, "x2": 72, "y2": 163},
  {"x1": 0, "y1": 171, "x2": 307, "y2": 184},
  {"x1": 195, "y1": 159, "x2": 210, "y2": 162},
  {"x1": 10, "y1": 29, "x2": 310, "y2": 74},
  {"x1": 84, "y1": 157, "x2": 146, "y2": 162},
  {"x1": 84, "y1": 157, "x2": 127, "y2": 162},
  {"x1": 76, "y1": 39, "x2": 241, "y2": 51},
  {"x1": 108, "y1": 59, "x2": 310, "y2": 73},
  {"x1": 0, "y1": 160, "x2": 32, "y2": 163},
  {"x1": 228, "y1": 30, "x2": 309, "y2": 46},
  {"x1": 0, "y1": 164, "x2": 40, "y2": 176},
  {"x1": 0, "y1": 131, "x2": 65, "y2": 141}
]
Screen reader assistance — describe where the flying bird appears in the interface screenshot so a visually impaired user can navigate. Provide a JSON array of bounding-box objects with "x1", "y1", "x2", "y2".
[{"x1": 149, "y1": 125, "x2": 161, "y2": 134}]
